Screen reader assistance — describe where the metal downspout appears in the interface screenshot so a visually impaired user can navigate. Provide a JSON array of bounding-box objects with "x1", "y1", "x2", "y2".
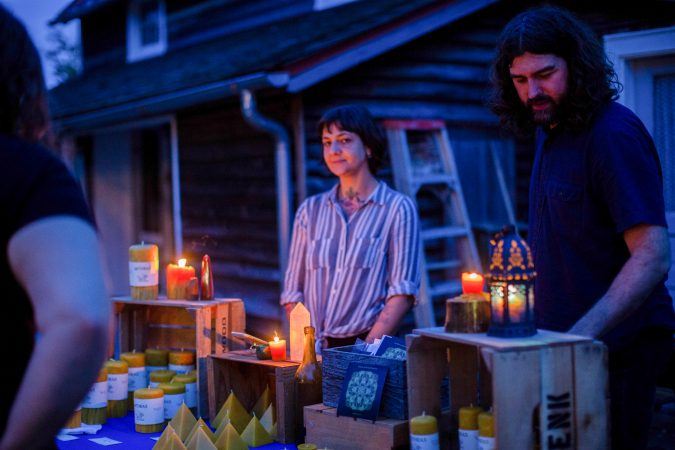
[{"x1": 240, "y1": 89, "x2": 292, "y2": 290}]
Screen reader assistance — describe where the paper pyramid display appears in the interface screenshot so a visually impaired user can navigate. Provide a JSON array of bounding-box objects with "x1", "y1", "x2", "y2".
[
  {"x1": 259, "y1": 403, "x2": 275, "y2": 436},
  {"x1": 241, "y1": 415, "x2": 273, "y2": 447},
  {"x1": 184, "y1": 418, "x2": 216, "y2": 444},
  {"x1": 185, "y1": 427, "x2": 217, "y2": 450},
  {"x1": 213, "y1": 423, "x2": 248, "y2": 450},
  {"x1": 169, "y1": 403, "x2": 198, "y2": 442},
  {"x1": 212, "y1": 391, "x2": 251, "y2": 433},
  {"x1": 153, "y1": 425, "x2": 187, "y2": 450},
  {"x1": 252, "y1": 385, "x2": 271, "y2": 419},
  {"x1": 213, "y1": 413, "x2": 231, "y2": 441}
]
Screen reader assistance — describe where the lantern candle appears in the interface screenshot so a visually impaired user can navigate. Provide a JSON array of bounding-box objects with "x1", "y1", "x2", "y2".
[
  {"x1": 409, "y1": 411, "x2": 439, "y2": 449},
  {"x1": 129, "y1": 243, "x2": 159, "y2": 300},
  {"x1": 507, "y1": 284, "x2": 527, "y2": 322},
  {"x1": 133, "y1": 388, "x2": 165, "y2": 433},
  {"x1": 158, "y1": 382, "x2": 186, "y2": 422},
  {"x1": 105, "y1": 359, "x2": 129, "y2": 418},
  {"x1": 81, "y1": 367, "x2": 108, "y2": 425},
  {"x1": 478, "y1": 411, "x2": 495, "y2": 450},
  {"x1": 149, "y1": 369, "x2": 177, "y2": 388},
  {"x1": 121, "y1": 351, "x2": 147, "y2": 411},
  {"x1": 166, "y1": 258, "x2": 196, "y2": 299},
  {"x1": 462, "y1": 272, "x2": 484, "y2": 294},
  {"x1": 169, "y1": 350, "x2": 195, "y2": 374},
  {"x1": 269, "y1": 334, "x2": 287, "y2": 361},
  {"x1": 145, "y1": 348, "x2": 169, "y2": 373},
  {"x1": 458, "y1": 405, "x2": 482, "y2": 450},
  {"x1": 173, "y1": 373, "x2": 197, "y2": 413}
]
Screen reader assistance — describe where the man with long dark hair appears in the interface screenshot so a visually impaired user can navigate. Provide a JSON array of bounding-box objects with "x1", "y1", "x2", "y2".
[
  {"x1": 0, "y1": 5, "x2": 109, "y2": 449},
  {"x1": 489, "y1": 5, "x2": 674, "y2": 450}
]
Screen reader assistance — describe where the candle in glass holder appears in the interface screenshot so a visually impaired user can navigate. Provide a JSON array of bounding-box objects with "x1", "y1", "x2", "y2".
[
  {"x1": 145, "y1": 348, "x2": 169, "y2": 373},
  {"x1": 169, "y1": 350, "x2": 195, "y2": 374},
  {"x1": 459, "y1": 405, "x2": 482, "y2": 450},
  {"x1": 269, "y1": 334, "x2": 286, "y2": 361},
  {"x1": 134, "y1": 388, "x2": 164, "y2": 433},
  {"x1": 478, "y1": 411, "x2": 495, "y2": 450},
  {"x1": 462, "y1": 272, "x2": 484, "y2": 294},
  {"x1": 166, "y1": 258, "x2": 196, "y2": 299},
  {"x1": 410, "y1": 411, "x2": 439, "y2": 449},
  {"x1": 121, "y1": 351, "x2": 147, "y2": 410},
  {"x1": 129, "y1": 243, "x2": 159, "y2": 300},
  {"x1": 105, "y1": 359, "x2": 129, "y2": 418}
]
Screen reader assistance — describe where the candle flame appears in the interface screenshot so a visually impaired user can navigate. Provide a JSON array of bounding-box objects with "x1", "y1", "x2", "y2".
[
  {"x1": 178, "y1": 258, "x2": 187, "y2": 267},
  {"x1": 463, "y1": 272, "x2": 482, "y2": 280}
]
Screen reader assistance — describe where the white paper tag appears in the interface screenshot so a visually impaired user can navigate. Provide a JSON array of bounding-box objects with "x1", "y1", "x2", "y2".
[
  {"x1": 129, "y1": 261, "x2": 158, "y2": 287},
  {"x1": 478, "y1": 436, "x2": 496, "y2": 450},
  {"x1": 168, "y1": 363, "x2": 194, "y2": 374},
  {"x1": 57, "y1": 434, "x2": 79, "y2": 441},
  {"x1": 184, "y1": 382, "x2": 197, "y2": 408},
  {"x1": 128, "y1": 366, "x2": 147, "y2": 391},
  {"x1": 163, "y1": 393, "x2": 185, "y2": 419},
  {"x1": 410, "y1": 432, "x2": 439, "y2": 450},
  {"x1": 134, "y1": 397, "x2": 164, "y2": 425},
  {"x1": 108, "y1": 373, "x2": 129, "y2": 400},
  {"x1": 82, "y1": 381, "x2": 107, "y2": 409},
  {"x1": 459, "y1": 429, "x2": 479, "y2": 450},
  {"x1": 89, "y1": 437, "x2": 122, "y2": 446}
]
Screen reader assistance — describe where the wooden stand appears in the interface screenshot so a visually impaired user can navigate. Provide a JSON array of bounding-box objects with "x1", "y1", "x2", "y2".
[
  {"x1": 303, "y1": 404, "x2": 409, "y2": 450},
  {"x1": 112, "y1": 296, "x2": 246, "y2": 417},
  {"x1": 407, "y1": 328, "x2": 608, "y2": 450},
  {"x1": 208, "y1": 351, "x2": 315, "y2": 444}
]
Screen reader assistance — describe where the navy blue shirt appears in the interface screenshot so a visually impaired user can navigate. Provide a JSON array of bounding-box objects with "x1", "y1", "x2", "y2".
[{"x1": 528, "y1": 102, "x2": 675, "y2": 351}]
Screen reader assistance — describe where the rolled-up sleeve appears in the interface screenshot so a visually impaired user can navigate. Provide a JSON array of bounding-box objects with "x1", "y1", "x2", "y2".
[
  {"x1": 386, "y1": 196, "x2": 421, "y2": 303},
  {"x1": 280, "y1": 201, "x2": 309, "y2": 305}
]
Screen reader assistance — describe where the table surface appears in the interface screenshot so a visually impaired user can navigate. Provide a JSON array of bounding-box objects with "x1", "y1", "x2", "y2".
[{"x1": 56, "y1": 413, "x2": 299, "y2": 449}]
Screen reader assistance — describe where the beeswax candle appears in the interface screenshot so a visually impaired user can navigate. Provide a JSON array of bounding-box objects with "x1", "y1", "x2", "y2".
[
  {"x1": 81, "y1": 367, "x2": 108, "y2": 424},
  {"x1": 145, "y1": 348, "x2": 169, "y2": 373},
  {"x1": 459, "y1": 405, "x2": 482, "y2": 450},
  {"x1": 166, "y1": 258, "x2": 195, "y2": 299},
  {"x1": 105, "y1": 359, "x2": 129, "y2": 418},
  {"x1": 269, "y1": 335, "x2": 286, "y2": 361},
  {"x1": 158, "y1": 382, "x2": 186, "y2": 421},
  {"x1": 129, "y1": 243, "x2": 159, "y2": 300},
  {"x1": 150, "y1": 369, "x2": 177, "y2": 388},
  {"x1": 121, "y1": 351, "x2": 147, "y2": 411},
  {"x1": 173, "y1": 373, "x2": 197, "y2": 411},
  {"x1": 478, "y1": 411, "x2": 495, "y2": 450},
  {"x1": 133, "y1": 388, "x2": 164, "y2": 433},
  {"x1": 169, "y1": 350, "x2": 195, "y2": 374},
  {"x1": 410, "y1": 411, "x2": 439, "y2": 450}
]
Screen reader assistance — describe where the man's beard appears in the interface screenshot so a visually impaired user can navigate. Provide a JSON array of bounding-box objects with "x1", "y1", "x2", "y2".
[{"x1": 527, "y1": 94, "x2": 561, "y2": 127}]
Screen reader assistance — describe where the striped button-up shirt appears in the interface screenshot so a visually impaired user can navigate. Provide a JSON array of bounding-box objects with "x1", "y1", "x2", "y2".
[{"x1": 281, "y1": 181, "x2": 420, "y2": 344}]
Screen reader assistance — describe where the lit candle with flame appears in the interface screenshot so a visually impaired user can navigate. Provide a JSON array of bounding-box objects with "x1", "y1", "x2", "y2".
[
  {"x1": 508, "y1": 284, "x2": 526, "y2": 322},
  {"x1": 166, "y1": 258, "x2": 196, "y2": 299},
  {"x1": 461, "y1": 272, "x2": 484, "y2": 294},
  {"x1": 269, "y1": 333, "x2": 287, "y2": 361}
]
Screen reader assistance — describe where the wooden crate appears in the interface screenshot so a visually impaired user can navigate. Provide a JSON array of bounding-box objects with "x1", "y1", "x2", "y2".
[
  {"x1": 112, "y1": 296, "x2": 246, "y2": 417},
  {"x1": 304, "y1": 404, "x2": 409, "y2": 450},
  {"x1": 208, "y1": 352, "x2": 314, "y2": 444},
  {"x1": 407, "y1": 328, "x2": 608, "y2": 450}
]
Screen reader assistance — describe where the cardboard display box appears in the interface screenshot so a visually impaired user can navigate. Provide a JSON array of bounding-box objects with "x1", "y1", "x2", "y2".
[
  {"x1": 407, "y1": 328, "x2": 608, "y2": 450},
  {"x1": 112, "y1": 296, "x2": 246, "y2": 417}
]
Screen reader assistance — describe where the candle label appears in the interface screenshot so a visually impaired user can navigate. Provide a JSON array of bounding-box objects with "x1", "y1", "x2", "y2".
[
  {"x1": 163, "y1": 393, "x2": 185, "y2": 419},
  {"x1": 134, "y1": 397, "x2": 164, "y2": 425},
  {"x1": 128, "y1": 367, "x2": 147, "y2": 391},
  {"x1": 168, "y1": 363, "x2": 194, "y2": 374},
  {"x1": 82, "y1": 381, "x2": 107, "y2": 409},
  {"x1": 129, "y1": 262, "x2": 158, "y2": 287},
  {"x1": 410, "y1": 432, "x2": 439, "y2": 450},
  {"x1": 184, "y1": 382, "x2": 197, "y2": 408},
  {"x1": 146, "y1": 365, "x2": 168, "y2": 373},
  {"x1": 459, "y1": 429, "x2": 479, "y2": 450},
  {"x1": 478, "y1": 436, "x2": 496, "y2": 450},
  {"x1": 108, "y1": 373, "x2": 129, "y2": 400}
]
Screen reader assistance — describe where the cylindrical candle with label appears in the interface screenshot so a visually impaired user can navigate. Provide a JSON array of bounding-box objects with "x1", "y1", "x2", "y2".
[
  {"x1": 134, "y1": 388, "x2": 165, "y2": 433},
  {"x1": 158, "y1": 382, "x2": 186, "y2": 421},
  {"x1": 410, "y1": 411, "x2": 439, "y2": 450},
  {"x1": 105, "y1": 359, "x2": 129, "y2": 418},
  {"x1": 172, "y1": 373, "x2": 197, "y2": 411},
  {"x1": 145, "y1": 348, "x2": 169, "y2": 373},
  {"x1": 478, "y1": 411, "x2": 495, "y2": 450},
  {"x1": 168, "y1": 350, "x2": 195, "y2": 374},
  {"x1": 149, "y1": 369, "x2": 177, "y2": 388},
  {"x1": 63, "y1": 406, "x2": 81, "y2": 429},
  {"x1": 459, "y1": 405, "x2": 482, "y2": 450},
  {"x1": 81, "y1": 367, "x2": 108, "y2": 425},
  {"x1": 129, "y1": 243, "x2": 159, "y2": 300},
  {"x1": 121, "y1": 351, "x2": 147, "y2": 410}
]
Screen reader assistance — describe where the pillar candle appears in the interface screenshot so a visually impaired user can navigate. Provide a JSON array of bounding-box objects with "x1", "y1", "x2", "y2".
[
  {"x1": 145, "y1": 348, "x2": 169, "y2": 372},
  {"x1": 172, "y1": 373, "x2": 197, "y2": 410},
  {"x1": 478, "y1": 411, "x2": 495, "y2": 450},
  {"x1": 166, "y1": 258, "x2": 196, "y2": 299},
  {"x1": 269, "y1": 335, "x2": 287, "y2": 361},
  {"x1": 149, "y1": 369, "x2": 177, "y2": 388},
  {"x1": 121, "y1": 351, "x2": 147, "y2": 410},
  {"x1": 169, "y1": 350, "x2": 195, "y2": 374},
  {"x1": 158, "y1": 382, "x2": 186, "y2": 421},
  {"x1": 129, "y1": 243, "x2": 159, "y2": 300},
  {"x1": 461, "y1": 272, "x2": 484, "y2": 294},
  {"x1": 410, "y1": 411, "x2": 439, "y2": 450},
  {"x1": 458, "y1": 405, "x2": 482, "y2": 450},
  {"x1": 134, "y1": 388, "x2": 165, "y2": 433},
  {"x1": 105, "y1": 359, "x2": 129, "y2": 418},
  {"x1": 63, "y1": 406, "x2": 81, "y2": 429},
  {"x1": 81, "y1": 367, "x2": 108, "y2": 425}
]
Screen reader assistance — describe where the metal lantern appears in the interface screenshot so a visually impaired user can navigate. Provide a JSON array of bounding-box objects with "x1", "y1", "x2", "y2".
[{"x1": 486, "y1": 225, "x2": 536, "y2": 337}]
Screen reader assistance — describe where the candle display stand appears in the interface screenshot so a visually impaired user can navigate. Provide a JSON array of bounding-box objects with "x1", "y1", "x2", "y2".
[
  {"x1": 303, "y1": 404, "x2": 409, "y2": 450},
  {"x1": 207, "y1": 351, "x2": 306, "y2": 444},
  {"x1": 407, "y1": 328, "x2": 608, "y2": 450},
  {"x1": 112, "y1": 296, "x2": 246, "y2": 417}
]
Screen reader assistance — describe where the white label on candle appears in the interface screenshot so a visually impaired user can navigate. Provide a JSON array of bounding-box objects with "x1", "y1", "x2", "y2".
[
  {"x1": 146, "y1": 365, "x2": 168, "y2": 373},
  {"x1": 478, "y1": 436, "x2": 496, "y2": 450},
  {"x1": 134, "y1": 397, "x2": 164, "y2": 425},
  {"x1": 184, "y1": 382, "x2": 197, "y2": 408},
  {"x1": 168, "y1": 363, "x2": 194, "y2": 374},
  {"x1": 148, "y1": 381, "x2": 159, "y2": 388},
  {"x1": 129, "y1": 262, "x2": 158, "y2": 287},
  {"x1": 128, "y1": 367, "x2": 147, "y2": 391},
  {"x1": 82, "y1": 381, "x2": 107, "y2": 409},
  {"x1": 459, "y1": 429, "x2": 479, "y2": 450},
  {"x1": 410, "y1": 432, "x2": 439, "y2": 450},
  {"x1": 108, "y1": 374, "x2": 129, "y2": 400},
  {"x1": 163, "y1": 393, "x2": 185, "y2": 419}
]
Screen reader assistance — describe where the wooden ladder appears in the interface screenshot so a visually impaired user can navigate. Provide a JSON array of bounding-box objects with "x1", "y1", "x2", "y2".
[{"x1": 384, "y1": 120, "x2": 482, "y2": 327}]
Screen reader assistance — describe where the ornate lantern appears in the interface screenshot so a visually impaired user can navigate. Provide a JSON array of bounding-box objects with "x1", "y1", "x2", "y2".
[{"x1": 486, "y1": 225, "x2": 536, "y2": 337}]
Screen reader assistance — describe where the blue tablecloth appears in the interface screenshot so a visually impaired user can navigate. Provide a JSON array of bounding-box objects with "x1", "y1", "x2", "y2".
[{"x1": 56, "y1": 413, "x2": 298, "y2": 449}]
